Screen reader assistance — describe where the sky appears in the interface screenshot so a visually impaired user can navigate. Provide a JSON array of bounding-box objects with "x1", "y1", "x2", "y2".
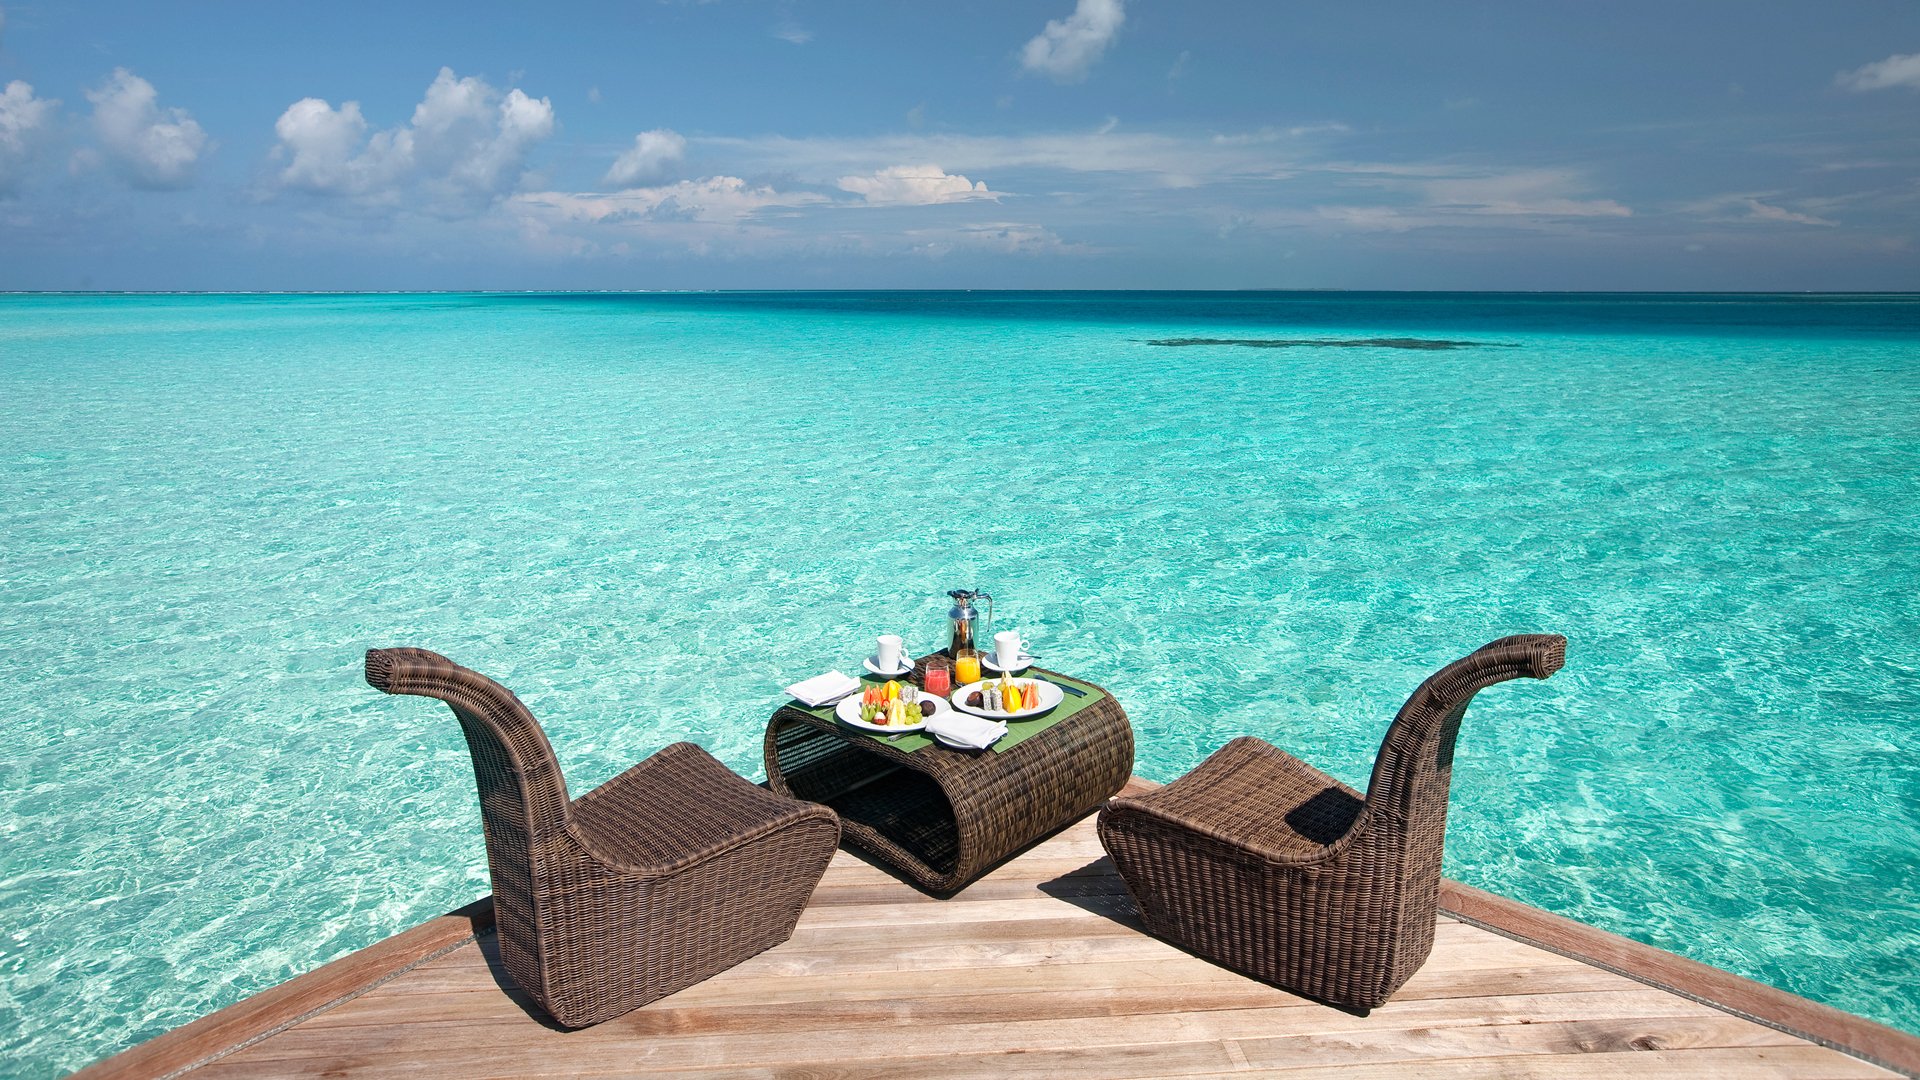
[{"x1": 0, "y1": 0, "x2": 1916, "y2": 291}]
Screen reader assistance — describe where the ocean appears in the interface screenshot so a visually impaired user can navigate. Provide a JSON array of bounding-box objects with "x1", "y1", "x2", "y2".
[{"x1": 2, "y1": 291, "x2": 1916, "y2": 1075}]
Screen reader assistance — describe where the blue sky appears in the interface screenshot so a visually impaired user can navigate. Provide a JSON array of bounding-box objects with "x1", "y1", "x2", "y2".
[{"x1": 0, "y1": 0, "x2": 1916, "y2": 290}]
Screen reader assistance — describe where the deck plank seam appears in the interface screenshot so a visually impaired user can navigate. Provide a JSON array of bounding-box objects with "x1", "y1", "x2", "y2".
[
  {"x1": 1436, "y1": 902, "x2": 1917, "y2": 1079},
  {"x1": 163, "y1": 928, "x2": 486, "y2": 1079}
]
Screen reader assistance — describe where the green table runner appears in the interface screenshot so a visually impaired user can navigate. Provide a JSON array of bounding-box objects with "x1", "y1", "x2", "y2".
[{"x1": 787, "y1": 671, "x2": 1108, "y2": 755}]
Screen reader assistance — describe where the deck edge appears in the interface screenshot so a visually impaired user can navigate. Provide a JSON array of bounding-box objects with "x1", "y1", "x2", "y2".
[
  {"x1": 1437, "y1": 879, "x2": 1920, "y2": 1078},
  {"x1": 67, "y1": 898, "x2": 495, "y2": 1080},
  {"x1": 71, "y1": 777, "x2": 1920, "y2": 1080}
]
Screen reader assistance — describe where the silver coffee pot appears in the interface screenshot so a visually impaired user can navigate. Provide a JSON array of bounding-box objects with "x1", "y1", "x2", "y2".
[{"x1": 946, "y1": 588, "x2": 993, "y2": 655}]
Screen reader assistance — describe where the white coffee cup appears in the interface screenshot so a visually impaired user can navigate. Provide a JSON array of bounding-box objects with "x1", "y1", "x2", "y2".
[
  {"x1": 993, "y1": 631, "x2": 1028, "y2": 668},
  {"x1": 875, "y1": 634, "x2": 903, "y2": 672}
]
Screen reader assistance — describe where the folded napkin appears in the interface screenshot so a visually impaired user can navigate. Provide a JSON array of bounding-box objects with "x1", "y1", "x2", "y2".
[
  {"x1": 925, "y1": 710, "x2": 1008, "y2": 751},
  {"x1": 786, "y1": 670, "x2": 860, "y2": 708}
]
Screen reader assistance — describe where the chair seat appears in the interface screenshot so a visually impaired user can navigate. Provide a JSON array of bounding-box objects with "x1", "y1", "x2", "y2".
[
  {"x1": 1121, "y1": 736, "x2": 1366, "y2": 863},
  {"x1": 571, "y1": 741, "x2": 829, "y2": 874}
]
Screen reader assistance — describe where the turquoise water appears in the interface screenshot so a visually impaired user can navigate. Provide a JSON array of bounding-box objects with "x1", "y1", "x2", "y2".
[{"x1": 2, "y1": 291, "x2": 1916, "y2": 1076}]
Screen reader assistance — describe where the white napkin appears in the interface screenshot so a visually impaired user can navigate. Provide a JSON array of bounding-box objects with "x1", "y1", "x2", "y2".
[
  {"x1": 785, "y1": 670, "x2": 860, "y2": 707},
  {"x1": 925, "y1": 711, "x2": 1007, "y2": 750}
]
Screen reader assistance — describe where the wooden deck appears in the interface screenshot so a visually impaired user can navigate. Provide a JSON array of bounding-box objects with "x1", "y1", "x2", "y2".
[{"x1": 79, "y1": 780, "x2": 1920, "y2": 1079}]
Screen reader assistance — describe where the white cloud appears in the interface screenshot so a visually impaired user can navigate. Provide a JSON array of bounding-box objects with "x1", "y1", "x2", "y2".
[
  {"x1": 772, "y1": 20, "x2": 812, "y2": 45},
  {"x1": 1309, "y1": 205, "x2": 1426, "y2": 232},
  {"x1": 515, "y1": 176, "x2": 824, "y2": 226},
  {"x1": 274, "y1": 99, "x2": 410, "y2": 197},
  {"x1": 85, "y1": 69, "x2": 209, "y2": 190},
  {"x1": 0, "y1": 80, "x2": 57, "y2": 197},
  {"x1": 270, "y1": 67, "x2": 554, "y2": 212},
  {"x1": 1222, "y1": 166, "x2": 1634, "y2": 236},
  {"x1": 1742, "y1": 198, "x2": 1834, "y2": 226},
  {"x1": 410, "y1": 69, "x2": 554, "y2": 198},
  {"x1": 604, "y1": 129, "x2": 687, "y2": 187},
  {"x1": 1836, "y1": 52, "x2": 1920, "y2": 92},
  {"x1": 906, "y1": 222, "x2": 1077, "y2": 257},
  {"x1": 837, "y1": 164, "x2": 996, "y2": 205},
  {"x1": 1678, "y1": 192, "x2": 1837, "y2": 227},
  {"x1": 505, "y1": 175, "x2": 829, "y2": 258},
  {"x1": 702, "y1": 126, "x2": 1324, "y2": 187},
  {"x1": 1020, "y1": 0, "x2": 1125, "y2": 83},
  {"x1": 1416, "y1": 168, "x2": 1631, "y2": 218}
]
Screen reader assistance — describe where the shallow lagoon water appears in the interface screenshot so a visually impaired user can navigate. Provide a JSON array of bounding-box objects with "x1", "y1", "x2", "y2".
[{"x1": 1, "y1": 291, "x2": 1917, "y2": 1075}]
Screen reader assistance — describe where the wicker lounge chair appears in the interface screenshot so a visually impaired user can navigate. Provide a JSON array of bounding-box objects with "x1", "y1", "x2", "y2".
[
  {"x1": 1098, "y1": 633, "x2": 1566, "y2": 1011},
  {"x1": 364, "y1": 647, "x2": 841, "y2": 1028}
]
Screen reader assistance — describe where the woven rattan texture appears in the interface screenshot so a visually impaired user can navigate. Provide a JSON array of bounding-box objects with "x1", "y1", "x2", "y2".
[
  {"x1": 1098, "y1": 634, "x2": 1566, "y2": 1011},
  {"x1": 365, "y1": 648, "x2": 841, "y2": 1028},
  {"x1": 765, "y1": 654, "x2": 1134, "y2": 895}
]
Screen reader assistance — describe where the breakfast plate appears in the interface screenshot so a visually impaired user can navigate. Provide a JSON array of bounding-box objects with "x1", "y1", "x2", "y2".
[
  {"x1": 949, "y1": 678, "x2": 1064, "y2": 721},
  {"x1": 835, "y1": 688, "x2": 940, "y2": 732}
]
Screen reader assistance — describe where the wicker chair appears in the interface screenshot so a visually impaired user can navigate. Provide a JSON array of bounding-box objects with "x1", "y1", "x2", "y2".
[
  {"x1": 364, "y1": 647, "x2": 841, "y2": 1028},
  {"x1": 1098, "y1": 633, "x2": 1566, "y2": 1011}
]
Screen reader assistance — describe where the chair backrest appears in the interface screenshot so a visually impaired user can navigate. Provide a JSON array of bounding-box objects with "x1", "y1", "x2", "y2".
[
  {"x1": 364, "y1": 647, "x2": 574, "y2": 864},
  {"x1": 1362, "y1": 634, "x2": 1566, "y2": 865}
]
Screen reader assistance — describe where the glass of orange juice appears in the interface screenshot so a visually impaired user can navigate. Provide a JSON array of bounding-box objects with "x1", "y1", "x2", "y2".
[{"x1": 954, "y1": 648, "x2": 981, "y2": 685}]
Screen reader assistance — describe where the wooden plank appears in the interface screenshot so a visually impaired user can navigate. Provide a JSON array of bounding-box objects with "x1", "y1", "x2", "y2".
[
  {"x1": 1439, "y1": 879, "x2": 1920, "y2": 1077},
  {"x1": 205, "y1": 991, "x2": 1735, "y2": 1076},
  {"x1": 198, "y1": 1037, "x2": 1249, "y2": 1080},
  {"x1": 375, "y1": 915, "x2": 1581, "y2": 1007},
  {"x1": 334, "y1": 933, "x2": 1620, "y2": 1014},
  {"x1": 333, "y1": 961, "x2": 1634, "y2": 1032},
  {"x1": 616, "y1": 1019, "x2": 1821, "y2": 1080},
  {"x1": 1237, "y1": 1014, "x2": 1809, "y2": 1068},
  {"x1": 68, "y1": 900, "x2": 493, "y2": 1080},
  {"x1": 1213, "y1": 1045, "x2": 1895, "y2": 1078}
]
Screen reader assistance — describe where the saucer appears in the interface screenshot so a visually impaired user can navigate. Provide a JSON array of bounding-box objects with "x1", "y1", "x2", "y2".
[
  {"x1": 980, "y1": 653, "x2": 1034, "y2": 673},
  {"x1": 863, "y1": 655, "x2": 915, "y2": 678}
]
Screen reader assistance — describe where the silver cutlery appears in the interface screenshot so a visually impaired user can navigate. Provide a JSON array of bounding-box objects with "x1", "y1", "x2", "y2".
[{"x1": 1040, "y1": 676, "x2": 1086, "y2": 698}]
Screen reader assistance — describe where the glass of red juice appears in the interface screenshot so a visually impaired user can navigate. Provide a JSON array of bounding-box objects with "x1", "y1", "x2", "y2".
[{"x1": 923, "y1": 659, "x2": 952, "y2": 697}]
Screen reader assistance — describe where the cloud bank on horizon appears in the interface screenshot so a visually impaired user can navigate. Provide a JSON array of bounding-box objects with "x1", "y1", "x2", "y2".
[{"x1": 0, "y1": 0, "x2": 1915, "y2": 290}]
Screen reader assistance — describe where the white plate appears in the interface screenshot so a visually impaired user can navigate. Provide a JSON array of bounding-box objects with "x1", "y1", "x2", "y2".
[
  {"x1": 835, "y1": 688, "x2": 940, "y2": 732},
  {"x1": 863, "y1": 655, "x2": 916, "y2": 678},
  {"x1": 948, "y1": 678, "x2": 1064, "y2": 720},
  {"x1": 980, "y1": 653, "x2": 1034, "y2": 673}
]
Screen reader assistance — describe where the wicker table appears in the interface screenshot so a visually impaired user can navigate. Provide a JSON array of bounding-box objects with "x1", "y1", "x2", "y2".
[{"x1": 765, "y1": 654, "x2": 1134, "y2": 895}]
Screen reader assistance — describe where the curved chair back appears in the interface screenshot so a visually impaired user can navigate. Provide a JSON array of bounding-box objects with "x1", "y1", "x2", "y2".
[
  {"x1": 1363, "y1": 633, "x2": 1566, "y2": 863},
  {"x1": 365, "y1": 647, "x2": 572, "y2": 1001}
]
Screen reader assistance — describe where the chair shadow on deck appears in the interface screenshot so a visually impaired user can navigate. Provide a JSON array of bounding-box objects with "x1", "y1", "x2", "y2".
[
  {"x1": 468, "y1": 929, "x2": 574, "y2": 1033},
  {"x1": 1034, "y1": 856, "x2": 1148, "y2": 930}
]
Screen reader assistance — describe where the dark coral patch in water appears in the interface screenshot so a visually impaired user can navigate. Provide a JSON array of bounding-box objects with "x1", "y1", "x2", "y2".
[{"x1": 1145, "y1": 337, "x2": 1512, "y2": 350}]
